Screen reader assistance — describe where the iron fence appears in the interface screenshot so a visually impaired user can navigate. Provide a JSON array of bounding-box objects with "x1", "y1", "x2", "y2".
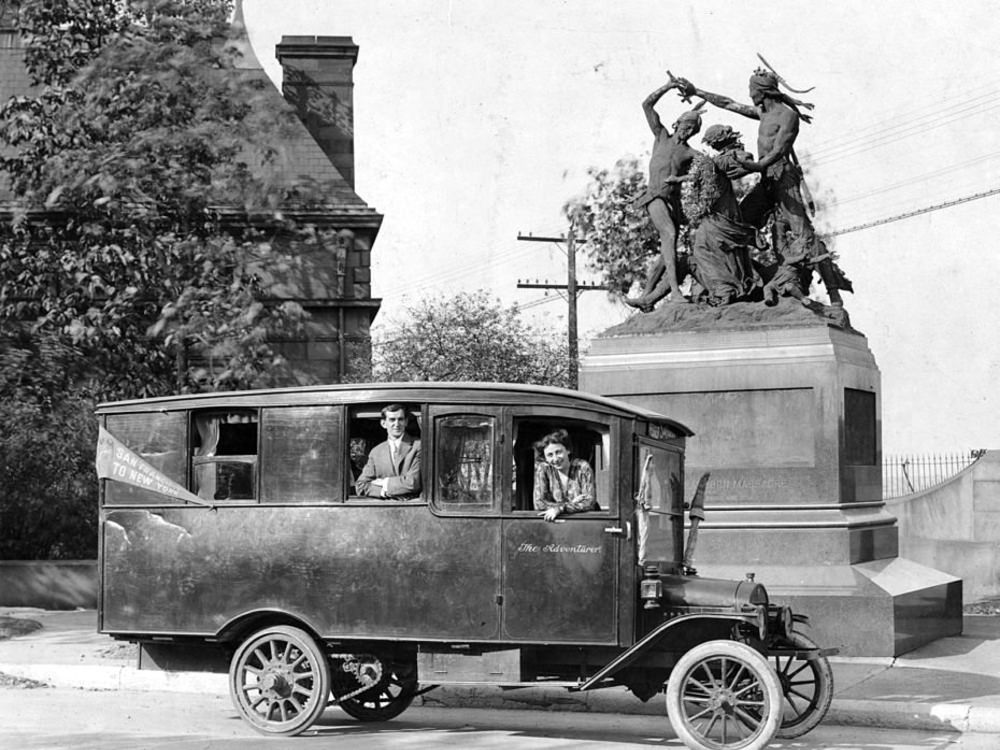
[{"x1": 882, "y1": 450, "x2": 987, "y2": 498}]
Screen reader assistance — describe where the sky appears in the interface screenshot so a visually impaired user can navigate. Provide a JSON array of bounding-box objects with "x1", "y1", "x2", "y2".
[{"x1": 242, "y1": 0, "x2": 1000, "y2": 456}]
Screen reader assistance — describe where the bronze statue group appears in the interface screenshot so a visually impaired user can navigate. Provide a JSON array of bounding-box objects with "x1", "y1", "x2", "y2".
[{"x1": 626, "y1": 63, "x2": 852, "y2": 320}]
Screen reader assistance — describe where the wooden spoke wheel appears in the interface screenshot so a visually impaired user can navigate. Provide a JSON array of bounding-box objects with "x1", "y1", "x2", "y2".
[
  {"x1": 229, "y1": 625, "x2": 331, "y2": 736},
  {"x1": 773, "y1": 631, "x2": 834, "y2": 739},
  {"x1": 333, "y1": 653, "x2": 418, "y2": 722},
  {"x1": 666, "y1": 640, "x2": 782, "y2": 750}
]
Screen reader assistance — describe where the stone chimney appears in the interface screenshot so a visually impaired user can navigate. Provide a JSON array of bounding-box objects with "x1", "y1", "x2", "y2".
[{"x1": 276, "y1": 36, "x2": 359, "y2": 188}]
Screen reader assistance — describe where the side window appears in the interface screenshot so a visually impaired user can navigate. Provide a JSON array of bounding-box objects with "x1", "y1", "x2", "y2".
[
  {"x1": 513, "y1": 418, "x2": 612, "y2": 514},
  {"x1": 261, "y1": 406, "x2": 342, "y2": 504},
  {"x1": 347, "y1": 405, "x2": 422, "y2": 500},
  {"x1": 104, "y1": 412, "x2": 186, "y2": 505},
  {"x1": 192, "y1": 409, "x2": 258, "y2": 501},
  {"x1": 434, "y1": 414, "x2": 496, "y2": 511}
]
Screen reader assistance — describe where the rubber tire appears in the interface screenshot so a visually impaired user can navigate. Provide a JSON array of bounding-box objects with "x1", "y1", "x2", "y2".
[
  {"x1": 334, "y1": 655, "x2": 417, "y2": 722},
  {"x1": 229, "y1": 625, "x2": 331, "y2": 736},
  {"x1": 773, "y1": 631, "x2": 834, "y2": 739},
  {"x1": 666, "y1": 639, "x2": 782, "y2": 750}
]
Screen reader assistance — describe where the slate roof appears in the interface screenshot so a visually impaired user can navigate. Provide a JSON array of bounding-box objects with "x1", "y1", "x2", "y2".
[{"x1": 0, "y1": 3, "x2": 381, "y2": 225}]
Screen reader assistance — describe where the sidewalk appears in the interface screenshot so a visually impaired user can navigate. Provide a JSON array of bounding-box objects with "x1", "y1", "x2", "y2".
[{"x1": 2, "y1": 608, "x2": 1000, "y2": 735}]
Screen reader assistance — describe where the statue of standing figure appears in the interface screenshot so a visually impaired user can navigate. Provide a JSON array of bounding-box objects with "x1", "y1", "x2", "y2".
[
  {"x1": 624, "y1": 82, "x2": 706, "y2": 312},
  {"x1": 672, "y1": 65, "x2": 852, "y2": 308}
]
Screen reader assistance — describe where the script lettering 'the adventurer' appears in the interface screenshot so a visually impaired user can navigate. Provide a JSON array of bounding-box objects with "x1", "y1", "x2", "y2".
[{"x1": 516, "y1": 542, "x2": 602, "y2": 554}]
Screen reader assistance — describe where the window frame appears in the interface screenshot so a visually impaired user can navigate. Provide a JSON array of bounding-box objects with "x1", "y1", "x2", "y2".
[
  {"x1": 259, "y1": 404, "x2": 344, "y2": 504},
  {"x1": 101, "y1": 410, "x2": 189, "y2": 507},
  {"x1": 189, "y1": 407, "x2": 261, "y2": 504},
  {"x1": 429, "y1": 405, "x2": 503, "y2": 517},
  {"x1": 344, "y1": 403, "x2": 426, "y2": 504},
  {"x1": 506, "y1": 406, "x2": 618, "y2": 518}
]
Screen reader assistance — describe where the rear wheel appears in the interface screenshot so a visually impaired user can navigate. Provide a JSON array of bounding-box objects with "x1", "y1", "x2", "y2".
[
  {"x1": 229, "y1": 625, "x2": 331, "y2": 736},
  {"x1": 773, "y1": 631, "x2": 833, "y2": 738},
  {"x1": 666, "y1": 639, "x2": 782, "y2": 750},
  {"x1": 333, "y1": 653, "x2": 418, "y2": 722}
]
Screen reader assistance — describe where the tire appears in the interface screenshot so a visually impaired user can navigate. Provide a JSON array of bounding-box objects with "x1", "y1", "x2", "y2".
[
  {"x1": 333, "y1": 653, "x2": 418, "y2": 722},
  {"x1": 773, "y1": 631, "x2": 834, "y2": 739},
  {"x1": 666, "y1": 639, "x2": 782, "y2": 750},
  {"x1": 228, "y1": 625, "x2": 331, "y2": 736}
]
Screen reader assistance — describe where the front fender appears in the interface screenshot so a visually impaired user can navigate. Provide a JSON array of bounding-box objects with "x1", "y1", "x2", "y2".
[{"x1": 573, "y1": 613, "x2": 757, "y2": 692}]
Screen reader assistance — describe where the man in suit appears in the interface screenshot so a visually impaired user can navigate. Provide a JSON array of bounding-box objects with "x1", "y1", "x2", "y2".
[{"x1": 355, "y1": 404, "x2": 421, "y2": 498}]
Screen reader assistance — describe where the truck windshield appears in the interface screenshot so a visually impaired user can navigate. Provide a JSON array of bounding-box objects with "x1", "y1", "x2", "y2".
[{"x1": 634, "y1": 442, "x2": 684, "y2": 566}]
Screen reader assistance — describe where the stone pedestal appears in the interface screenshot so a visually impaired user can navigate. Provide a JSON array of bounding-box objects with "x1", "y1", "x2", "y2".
[{"x1": 580, "y1": 308, "x2": 962, "y2": 656}]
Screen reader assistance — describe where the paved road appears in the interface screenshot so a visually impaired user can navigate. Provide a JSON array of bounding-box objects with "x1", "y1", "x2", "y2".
[{"x1": 2, "y1": 686, "x2": 999, "y2": 750}]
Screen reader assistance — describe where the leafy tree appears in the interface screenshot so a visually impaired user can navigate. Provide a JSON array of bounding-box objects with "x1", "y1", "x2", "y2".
[
  {"x1": 0, "y1": 331, "x2": 97, "y2": 559},
  {"x1": 372, "y1": 291, "x2": 570, "y2": 387},
  {"x1": 565, "y1": 152, "x2": 844, "y2": 303},
  {"x1": 0, "y1": 0, "x2": 334, "y2": 559},
  {"x1": 0, "y1": 0, "x2": 317, "y2": 400},
  {"x1": 563, "y1": 156, "x2": 662, "y2": 297}
]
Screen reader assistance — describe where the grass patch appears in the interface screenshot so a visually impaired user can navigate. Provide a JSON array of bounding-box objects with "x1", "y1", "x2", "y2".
[{"x1": 0, "y1": 616, "x2": 43, "y2": 640}]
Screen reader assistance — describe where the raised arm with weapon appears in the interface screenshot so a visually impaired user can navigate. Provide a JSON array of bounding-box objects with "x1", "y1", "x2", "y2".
[{"x1": 624, "y1": 78, "x2": 706, "y2": 312}]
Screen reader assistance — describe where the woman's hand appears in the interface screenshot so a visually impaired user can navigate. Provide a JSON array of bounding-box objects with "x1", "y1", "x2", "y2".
[{"x1": 541, "y1": 506, "x2": 562, "y2": 522}]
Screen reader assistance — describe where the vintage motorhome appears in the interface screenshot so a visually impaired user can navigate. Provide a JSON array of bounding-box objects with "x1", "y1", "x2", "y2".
[{"x1": 95, "y1": 383, "x2": 832, "y2": 750}]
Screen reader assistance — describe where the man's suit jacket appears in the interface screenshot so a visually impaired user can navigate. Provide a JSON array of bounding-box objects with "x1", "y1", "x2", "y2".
[{"x1": 354, "y1": 437, "x2": 421, "y2": 498}]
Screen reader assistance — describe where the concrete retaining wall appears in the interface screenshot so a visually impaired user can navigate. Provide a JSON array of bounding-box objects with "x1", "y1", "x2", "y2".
[
  {"x1": 887, "y1": 451, "x2": 1000, "y2": 604},
  {"x1": 0, "y1": 560, "x2": 97, "y2": 609}
]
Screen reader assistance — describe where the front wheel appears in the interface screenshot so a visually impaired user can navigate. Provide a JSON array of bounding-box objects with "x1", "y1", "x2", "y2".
[
  {"x1": 773, "y1": 631, "x2": 834, "y2": 738},
  {"x1": 229, "y1": 625, "x2": 331, "y2": 736},
  {"x1": 666, "y1": 639, "x2": 782, "y2": 750}
]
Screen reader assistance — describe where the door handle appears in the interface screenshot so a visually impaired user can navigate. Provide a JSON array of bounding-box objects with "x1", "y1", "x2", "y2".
[{"x1": 604, "y1": 523, "x2": 632, "y2": 540}]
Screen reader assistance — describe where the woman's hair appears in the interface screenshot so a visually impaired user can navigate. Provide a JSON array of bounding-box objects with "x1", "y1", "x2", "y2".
[{"x1": 534, "y1": 428, "x2": 573, "y2": 462}]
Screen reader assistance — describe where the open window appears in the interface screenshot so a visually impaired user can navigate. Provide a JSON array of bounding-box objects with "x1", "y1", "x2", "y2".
[
  {"x1": 511, "y1": 417, "x2": 612, "y2": 514},
  {"x1": 191, "y1": 409, "x2": 258, "y2": 501},
  {"x1": 346, "y1": 404, "x2": 422, "y2": 500}
]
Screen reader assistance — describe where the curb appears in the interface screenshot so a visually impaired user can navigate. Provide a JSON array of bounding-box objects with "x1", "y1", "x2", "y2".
[
  {"x1": 825, "y1": 698, "x2": 1000, "y2": 734},
  {"x1": 0, "y1": 662, "x2": 227, "y2": 694},
  {"x1": 7, "y1": 660, "x2": 1000, "y2": 735}
]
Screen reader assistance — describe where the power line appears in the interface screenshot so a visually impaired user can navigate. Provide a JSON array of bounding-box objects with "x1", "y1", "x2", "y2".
[
  {"x1": 809, "y1": 96, "x2": 1000, "y2": 167},
  {"x1": 829, "y1": 186, "x2": 1000, "y2": 237},
  {"x1": 831, "y1": 150, "x2": 1000, "y2": 208},
  {"x1": 515, "y1": 230, "x2": 608, "y2": 389},
  {"x1": 806, "y1": 78, "x2": 1000, "y2": 155}
]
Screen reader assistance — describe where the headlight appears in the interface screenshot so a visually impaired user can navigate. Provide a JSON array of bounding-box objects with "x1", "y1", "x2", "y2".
[
  {"x1": 748, "y1": 583, "x2": 769, "y2": 607},
  {"x1": 781, "y1": 606, "x2": 794, "y2": 637},
  {"x1": 756, "y1": 605, "x2": 768, "y2": 640}
]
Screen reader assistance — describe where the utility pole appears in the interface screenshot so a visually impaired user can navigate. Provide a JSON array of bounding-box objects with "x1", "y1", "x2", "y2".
[{"x1": 516, "y1": 228, "x2": 607, "y2": 389}]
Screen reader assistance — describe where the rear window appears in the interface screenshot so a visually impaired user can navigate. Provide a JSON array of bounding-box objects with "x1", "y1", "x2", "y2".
[{"x1": 103, "y1": 412, "x2": 187, "y2": 505}]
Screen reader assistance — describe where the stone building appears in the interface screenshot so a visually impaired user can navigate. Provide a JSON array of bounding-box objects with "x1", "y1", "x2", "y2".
[{"x1": 0, "y1": 3, "x2": 382, "y2": 383}]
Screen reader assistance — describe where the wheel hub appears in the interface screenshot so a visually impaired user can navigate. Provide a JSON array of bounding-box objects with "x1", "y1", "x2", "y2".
[
  {"x1": 357, "y1": 662, "x2": 381, "y2": 686},
  {"x1": 708, "y1": 688, "x2": 737, "y2": 713},
  {"x1": 342, "y1": 655, "x2": 384, "y2": 689},
  {"x1": 261, "y1": 668, "x2": 292, "y2": 698}
]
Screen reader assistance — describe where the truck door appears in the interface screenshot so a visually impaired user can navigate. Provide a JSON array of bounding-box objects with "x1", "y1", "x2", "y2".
[
  {"x1": 500, "y1": 412, "x2": 621, "y2": 645},
  {"x1": 427, "y1": 405, "x2": 505, "y2": 640}
]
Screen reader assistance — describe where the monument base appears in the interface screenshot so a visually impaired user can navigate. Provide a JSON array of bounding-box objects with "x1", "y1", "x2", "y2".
[
  {"x1": 580, "y1": 303, "x2": 963, "y2": 656},
  {"x1": 697, "y1": 558, "x2": 962, "y2": 656}
]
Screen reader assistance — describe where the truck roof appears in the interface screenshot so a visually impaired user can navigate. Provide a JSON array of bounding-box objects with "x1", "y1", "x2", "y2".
[{"x1": 96, "y1": 381, "x2": 694, "y2": 436}]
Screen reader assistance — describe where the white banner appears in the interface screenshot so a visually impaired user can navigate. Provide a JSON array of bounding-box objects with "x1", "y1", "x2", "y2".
[{"x1": 95, "y1": 426, "x2": 210, "y2": 506}]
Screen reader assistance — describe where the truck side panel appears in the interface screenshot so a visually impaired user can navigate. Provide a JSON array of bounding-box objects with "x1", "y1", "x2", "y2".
[{"x1": 102, "y1": 505, "x2": 501, "y2": 640}]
